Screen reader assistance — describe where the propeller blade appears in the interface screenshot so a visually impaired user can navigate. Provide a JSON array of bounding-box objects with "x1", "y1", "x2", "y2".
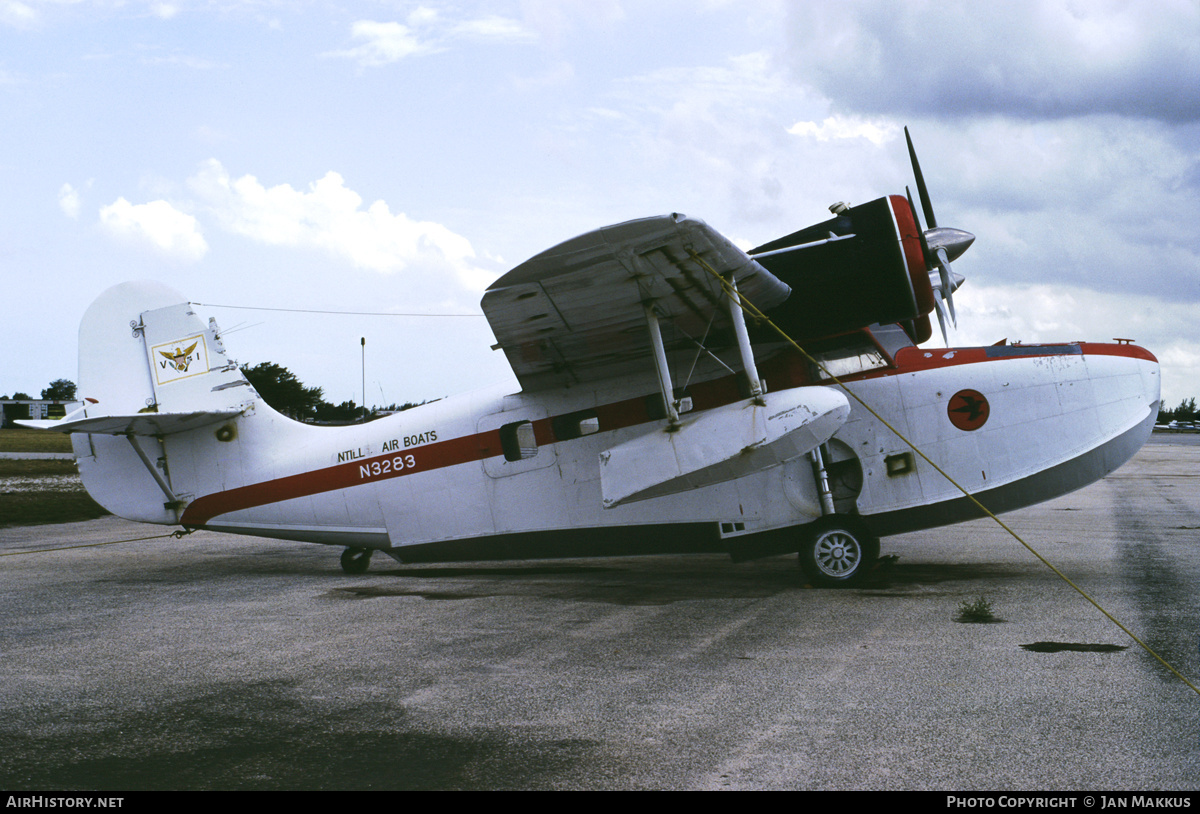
[
  {"x1": 905, "y1": 126, "x2": 971, "y2": 347},
  {"x1": 905, "y1": 126, "x2": 937, "y2": 229},
  {"x1": 906, "y1": 186, "x2": 933, "y2": 267},
  {"x1": 933, "y1": 291, "x2": 950, "y2": 346},
  {"x1": 935, "y1": 247, "x2": 957, "y2": 327}
]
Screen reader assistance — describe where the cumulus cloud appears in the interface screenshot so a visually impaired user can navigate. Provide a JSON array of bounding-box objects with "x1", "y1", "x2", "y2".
[
  {"x1": 608, "y1": 52, "x2": 819, "y2": 220},
  {"x1": 0, "y1": 1, "x2": 35, "y2": 29},
  {"x1": 58, "y1": 183, "x2": 80, "y2": 219},
  {"x1": 326, "y1": 7, "x2": 535, "y2": 67},
  {"x1": 783, "y1": 1, "x2": 1200, "y2": 122},
  {"x1": 787, "y1": 116, "x2": 898, "y2": 145},
  {"x1": 98, "y1": 198, "x2": 208, "y2": 261},
  {"x1": 327, "y1": 19, "x2": 436, "y2": 67},
  {"x1": 758, "y1": 3, "x2": 1200, "y2": 405},
  {"x1": 861, "y1": 117, "x2": 1200, "y2": 301},
  {"x1": 452, "y1": 15, "x2": 536, "y2": 42},
  {"x1": 186, "y1": 159, "x2": 491, "y2": 289}
]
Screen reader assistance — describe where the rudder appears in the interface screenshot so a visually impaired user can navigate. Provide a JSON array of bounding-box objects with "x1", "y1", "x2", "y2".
[{"x1": 64, "y1": 282, "x2": 255, "y2": 524}]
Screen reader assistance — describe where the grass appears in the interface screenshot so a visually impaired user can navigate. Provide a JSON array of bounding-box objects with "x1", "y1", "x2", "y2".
[
  {"x1": 0, "y1": 456, "x2": 109, "y2": 528},
  {"x1": 0, "y1": 459, "x2": 77, "y2": 477},
  {"x1": 957, "y1": 596, "x2": 998, "y2": 623},
  {"x1": 0, "y1": 491, "x2": 109, "y2": 527},
  {"x1": 0, "y1": 427, "x2": 73, "y2": 453}
]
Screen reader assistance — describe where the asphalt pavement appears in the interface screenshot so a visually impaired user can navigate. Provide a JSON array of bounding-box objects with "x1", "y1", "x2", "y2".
[{"x1": 0, "y1": 437, "x2": 1196, "y2": 790}]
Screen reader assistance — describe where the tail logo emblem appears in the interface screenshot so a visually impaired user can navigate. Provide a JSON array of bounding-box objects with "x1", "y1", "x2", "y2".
[
  {"x1": 150, "y1": 334, "x2": 210, "y2": 385},
  {"x1": 160, "y1": 341, "x2": 199, "y2": 373}
]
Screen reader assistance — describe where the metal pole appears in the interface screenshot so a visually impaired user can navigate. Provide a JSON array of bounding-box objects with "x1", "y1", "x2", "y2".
[{"x1": 361, "y1": 336, "x2": 366, "y2": 424}]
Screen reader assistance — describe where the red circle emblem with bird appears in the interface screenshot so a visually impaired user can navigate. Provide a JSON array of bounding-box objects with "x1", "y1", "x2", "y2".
[{"x1": 947, "y1": 389, "x2": 990, "y2": 431}]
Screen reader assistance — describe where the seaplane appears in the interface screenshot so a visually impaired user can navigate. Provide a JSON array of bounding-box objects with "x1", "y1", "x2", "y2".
[{"x1": 22, "y1": 131, "x2": 1160, "y2": 585}]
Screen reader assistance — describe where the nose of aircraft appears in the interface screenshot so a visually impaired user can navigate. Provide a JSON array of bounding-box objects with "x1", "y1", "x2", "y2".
[{"x1": 1091, "y1": 342, "x2": 1160, "y2": 467}]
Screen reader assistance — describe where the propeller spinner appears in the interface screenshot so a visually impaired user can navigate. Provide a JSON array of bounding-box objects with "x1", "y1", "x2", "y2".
[{"x1": 905, "y1": 126, "x2": 974, "y2": 345}]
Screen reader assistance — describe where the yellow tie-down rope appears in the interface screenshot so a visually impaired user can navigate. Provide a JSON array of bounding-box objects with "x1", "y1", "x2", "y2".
[
  {"x1": 0, "y1": 528, "x2": 194, "y2": 557},
  {"x1": 690, "y1": 250, "x2": 1200, "y2": 697}
]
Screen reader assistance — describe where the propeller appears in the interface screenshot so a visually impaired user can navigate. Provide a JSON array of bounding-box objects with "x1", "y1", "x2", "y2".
[{"x1": 905, "y1": 126, "x2": 975, "y2": 346}]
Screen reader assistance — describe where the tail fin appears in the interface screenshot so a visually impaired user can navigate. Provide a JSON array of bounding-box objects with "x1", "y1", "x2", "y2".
[
  {"x1": 22, "y1": 282, "x2": 257, "y2": 524},
  {"x1": 83, "y1": 280, "x2": 253, "y2": 421}
]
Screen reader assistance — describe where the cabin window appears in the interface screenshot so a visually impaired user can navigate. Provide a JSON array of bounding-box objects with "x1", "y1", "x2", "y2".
[
  {"x1": 552, "y1": 410, "x2": 600, "y2": 441},
  {"x1": 500, "y1": 420, "x2": 538, "y2": 462}
]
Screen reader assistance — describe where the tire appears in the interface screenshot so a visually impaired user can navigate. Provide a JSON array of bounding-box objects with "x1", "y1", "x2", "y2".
[
  {"x1": 340, "y1": 547, "x2": 372, "y2": 574},
  {"x1": 798, "y1": 515, "x2": 878, "y2": 587}
]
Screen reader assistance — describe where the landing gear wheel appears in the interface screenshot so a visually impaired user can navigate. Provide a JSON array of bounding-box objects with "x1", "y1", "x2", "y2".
[
  {"x1": 798, "y1": 515, "x2": 878, "y2": 588},
  {"x1": 340, "y1": 547, "x2": 373, "y2": 574}
]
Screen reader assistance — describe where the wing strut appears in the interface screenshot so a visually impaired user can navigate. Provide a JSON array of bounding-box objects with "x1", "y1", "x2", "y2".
[
  {"x1": 643, "y1": 302, "x2": 681, "y2": 429},
  {"x1": 726, "y1": 274, "x2": 763, "y2": 400},
  {"x1": 642, "y1": 265, "x2": 765, "y2": 431}
]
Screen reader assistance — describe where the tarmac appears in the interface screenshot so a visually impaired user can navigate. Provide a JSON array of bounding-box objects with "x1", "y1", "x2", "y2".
[{"x1": 0, "y1": 436, "x2": 1196, "y2": 790}]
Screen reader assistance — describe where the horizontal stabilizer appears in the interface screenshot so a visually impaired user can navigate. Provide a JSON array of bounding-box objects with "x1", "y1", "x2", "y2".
[
  {"x1": 16, "y1": 409, "x2": 243, "y2": 436},
  {"x1": 599, "y1": 387, "x2": 850, "y2": 508}
]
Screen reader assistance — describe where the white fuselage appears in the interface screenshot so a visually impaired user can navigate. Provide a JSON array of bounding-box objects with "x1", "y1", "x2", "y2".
[{"x1": 85, "y1": 340, "x2": 1156, "y2": 561}]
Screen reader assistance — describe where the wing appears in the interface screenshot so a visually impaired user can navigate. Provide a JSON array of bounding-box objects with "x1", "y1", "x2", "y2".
[{"x1": 482, "y1": 214, "x2": 791, "y2": 391}]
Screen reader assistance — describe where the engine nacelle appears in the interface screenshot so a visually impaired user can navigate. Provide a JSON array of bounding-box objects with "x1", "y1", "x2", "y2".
[{"x1": 750, "y1": 195, "x2": 934, "y2": 343}]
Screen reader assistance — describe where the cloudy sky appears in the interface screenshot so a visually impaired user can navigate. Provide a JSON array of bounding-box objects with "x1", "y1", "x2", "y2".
[{"x1": 3, "y1": 0, "x2": 1198, "y2": 410}]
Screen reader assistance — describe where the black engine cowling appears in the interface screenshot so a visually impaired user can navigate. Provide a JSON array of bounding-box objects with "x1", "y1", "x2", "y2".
[{"x1": 750, "y1": 195, "x2": 934, "y2": 343}]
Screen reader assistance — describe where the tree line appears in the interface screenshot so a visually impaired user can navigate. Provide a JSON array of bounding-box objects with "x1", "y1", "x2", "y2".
[
  {"x1": 1159, "y1": 397, "x2": 1197, "y2": 424},
  {"x1": 3, "y1": 366, "x2": 420, "y2": 424},
  {"x1": 2, "y1": 379, "x2": 78, "y2": 401},
  {"x1": 240, "y1": 362, "x2": 422, "y2": 423}
]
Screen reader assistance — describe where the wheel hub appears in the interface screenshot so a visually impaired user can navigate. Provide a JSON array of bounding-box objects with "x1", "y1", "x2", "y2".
[{"x1": 814, "y1": 531, "x2": 860, "y2": 577}]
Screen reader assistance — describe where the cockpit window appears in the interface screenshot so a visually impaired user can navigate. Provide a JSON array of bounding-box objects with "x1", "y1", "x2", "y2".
[{"x1": 809, "y1": 335, "x2": 889, "y2": 381}]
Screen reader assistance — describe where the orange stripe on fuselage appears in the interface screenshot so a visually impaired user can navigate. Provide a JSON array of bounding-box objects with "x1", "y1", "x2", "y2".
[{"x1": 180, "y1": 341, "x2": 1154, "y2": 526}]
